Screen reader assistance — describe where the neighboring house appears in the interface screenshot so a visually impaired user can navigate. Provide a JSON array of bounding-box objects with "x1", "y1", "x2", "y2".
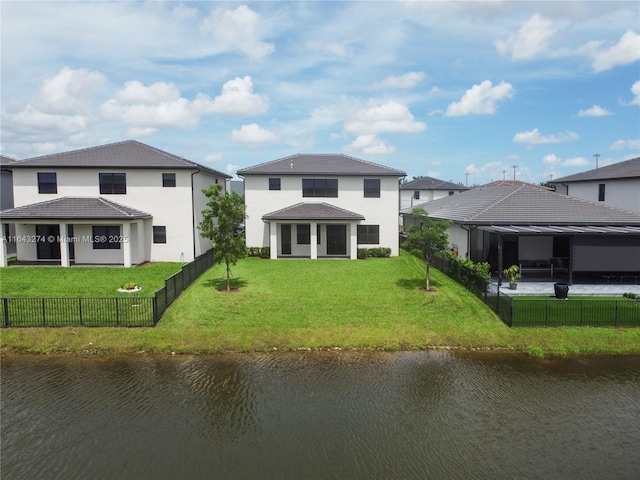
[
  {"x1": 0, "y1": 140, "x2": 230, "y2": 267},
  {"x1": 400, "y1": 184, "x2": 640, "y2": 283},
  {"x1": 399, "y1": 176, "x2": 468, "y2": 212},
  {"x1": 237, "y1": 154, "x2": 406, "y2": 259},
  {"x1": 1, "y1": 155, "x2": 18, "y2": 256},
  {"x1": 551, "y1": 157, "x2": 640, "y2": 213}
]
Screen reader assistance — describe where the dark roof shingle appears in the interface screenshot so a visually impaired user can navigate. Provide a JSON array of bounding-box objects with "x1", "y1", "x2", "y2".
[
  {"x1": 400, "y1": 176, "x2": 468, "y2": 191},
  {"x1": 0, "y1": 197, "x2": 152, "y2": 220},
  {"x1": 400, "y1": 184, "x2": 640, "y2": 225},
  {"x1": 237, "y1": 154, "x2": 406, "y2": 176},
  {"x1": 551, "y1": 157, "x2": 640, "y2": 183},
  {"x1": 9, "y1": 140, "x2": 230, "y2": 178},
  {"x1": 262, "y1": 202, "x2": 364, "y2": 220}
]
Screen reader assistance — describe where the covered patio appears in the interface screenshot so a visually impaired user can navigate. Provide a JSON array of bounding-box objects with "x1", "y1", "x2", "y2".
[{"x1": 0, "y1": 197, "x2": 152, "y2": 267}]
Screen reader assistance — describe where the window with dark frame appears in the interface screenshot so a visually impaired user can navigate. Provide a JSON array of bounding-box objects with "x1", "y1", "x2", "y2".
[
  {"x1": 448, "y1": 191, "x2": 455, "y2": 196},
  {"x1": 37, "y1": 172, "x2": 57, "y2": 194},
  {"x1": 413, "y1": 191, "x2": 420, "y2": 200},
  {"x1": 153, "y1": 226, "x2": 167, "y2": 244},
  {"x1": 269, "y1": 178, "x2": 281, "y2": 190},
  {"x1": 99, "y1": 173, "x2": 127, "y2": 194},
  {"x1": 598, "y1": 183, "x2": 605, "y2": 201},
  {"x1": 357, "y1": 225, "x2": 380, "y2": 244},
  {"x1": 92, "y1": 225, "x2": 121, "y2": 250},
  {"x1": 302, "y1": 178, "x2": 338, "y2": 197},
  {"x1": 297, "y1": 224, "x2": 311, "y2": 244},
  {"x1": 162, "y1": 173, "x2": 176, "y2": 187},
  {"x1": 317, "y1": 224, "x2": 321, "y2": 245},
  {"x1": 364, "y1": 179, "x2": 381, "y2": 198}
]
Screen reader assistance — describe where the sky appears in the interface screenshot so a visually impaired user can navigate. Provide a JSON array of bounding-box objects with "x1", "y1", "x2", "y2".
[{"x1": 1, "y1": 1, "x2": 639, "y2": 185}]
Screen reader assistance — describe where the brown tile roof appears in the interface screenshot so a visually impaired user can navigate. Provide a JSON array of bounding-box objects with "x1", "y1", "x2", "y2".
[
  {"x1": 10, "y1": 140, "x2": 230, "y2": 178},
  {"x1": 400, "y1": 176, "x2": 468, "y2": 191},
  {"x1": 552, "y1": 157, "x2": 640, "y2": 183},
  {"x1": 401, "y1": 184, "x2": 640, "y2": 225},
  {"x1": 0, "y1": 197, "x2": 152, "y2": 220},
  {"x1": 237, "y1": 154, "x2": 406, "y2": 176},
  {"x1": 262, "y1": 202, "x2": 365, "y2": 220}
]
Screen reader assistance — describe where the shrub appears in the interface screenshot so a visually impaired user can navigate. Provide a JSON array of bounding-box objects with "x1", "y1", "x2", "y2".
[
  {"x1": 259, "y1": 247, "x2": 270, "y2": 259},
  {"x1": 121, "y1": 282, "x2": 138, "y2": 290},
  {"x1": 623, "y1": 292, "x2": 639, "y2": 299},
  {"x1": 357, "y1": 247, "x2": 391, "y2": 259}
]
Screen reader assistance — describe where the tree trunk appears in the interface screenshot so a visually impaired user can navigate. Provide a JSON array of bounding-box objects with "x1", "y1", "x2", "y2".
[
  {"x1": 425, "y1": 260, "x2": 430, "y2": 291},
  {"x1": 226, "y1": 262, "x2": 231, "y2": 291}
]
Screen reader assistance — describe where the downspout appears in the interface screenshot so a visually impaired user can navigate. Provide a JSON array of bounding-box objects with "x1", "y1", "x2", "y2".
[{"x1": 191, "y1": 169, "x2": 199, "y2": 260}]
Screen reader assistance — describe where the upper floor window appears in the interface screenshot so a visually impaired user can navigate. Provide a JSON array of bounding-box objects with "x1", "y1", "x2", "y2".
[
  {"x1": 364, "y1": 179, "x2": 381, "y2": 198},
  {"x1": 269, "y1": 178, "x2": 281, "y2": 190},
  {"x1": 413, "y1": 191, "x2": 420, "y2": 200},
  {"x1": 303, "y1": 178, "x2": 338, "y2": 197},
  {"x1": 598, "y1": 183, "x2": 605, "y2": 202},
  {"x1": 99, "y1": 173, "x2": 126, "y2": 195},
  {"x1": 357, "y1": 225, "x2": 379, "y2": 244},
  {"x1": 448, "y1": 191, "x2": 455, "y2": 196},
  {"x1": 162, "y1": 173, "x2": 176, "y2": 187},
  {"x1": 38, "y1": 172, "x2": 57, "y2": 194}
]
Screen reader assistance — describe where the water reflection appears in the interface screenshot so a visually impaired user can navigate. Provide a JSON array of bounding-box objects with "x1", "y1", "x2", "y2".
[{"x1": 2, "y1": 352, "x2": 639, "y2": 480}]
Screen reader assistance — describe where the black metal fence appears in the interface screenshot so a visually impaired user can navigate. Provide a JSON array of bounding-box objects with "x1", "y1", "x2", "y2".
[
  {"x1": 429, "y1": 254, "x2": 640, "y2": 328},
  {"x1": 1, "y1": 249, "x2": 215, "y2": 328}
]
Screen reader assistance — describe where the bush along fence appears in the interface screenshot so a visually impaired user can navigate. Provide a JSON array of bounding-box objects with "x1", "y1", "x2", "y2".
[
  {"x1": 429, "y1": 252, "x2": 640, "y2": 328},
  {"x1": 0, "y1": 249, "x2": 215, "y2": 328}
]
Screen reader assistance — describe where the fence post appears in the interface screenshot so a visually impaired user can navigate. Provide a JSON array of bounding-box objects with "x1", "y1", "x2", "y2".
[
  {"x1": 3, "y1": 298, "x2": 8, "y2": 327},
  {"x1": 115, "y1": 297, "x2": 119, "y2": 327},
  {"x1": 79, "y1": 297, "x2": 83, "y2": 326},
  {"x1": 42, "y1": 298, "x2": 46, "y2": 326}
]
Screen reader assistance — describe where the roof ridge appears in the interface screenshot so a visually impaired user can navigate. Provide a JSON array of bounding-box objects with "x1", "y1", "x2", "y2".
[
  {"x1": 97, "y1": 197, "x2": 136, "y2": 217},
  {"x1": 21, "y1": 140, "x2": 134, "y2": 162},
  {"x1": 467, "y1": 185, "x2": 523, "y2": 220}
]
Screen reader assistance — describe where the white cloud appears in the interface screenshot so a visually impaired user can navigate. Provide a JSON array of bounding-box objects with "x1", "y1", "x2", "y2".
[
  {"x1": 205, "y1": 76, "x2": 268, "y2": 116},
  {"x1": 513, "y1": 128, "x2": 579, "y2": 146},
  {"x1": 3, "y1": 106, "x2": 88, "y2": 135},
  {"x1": 610, "y1": 139, "x2": 640, "y2": 150},
  {"x1": 543, "y1": 154, "x2": 562, "y2": 166},
  {"x1": 231, "y1": 123, "x2": 279, "y2": 145},
  {"x1": 40, "y1": 67, "x2": 106, "y2": 114},
  {"x1": 577, "y1": 105, "x2": 612, "y2": 117},
  {"x1": 344, "y1": 135, "x2": 396, "y2": 155},
  {"x1": 591, "y1": 30, "x2": 640, "y2": 72},
  {"x1": 629, "y1": 80, "x2": 640, "y2": 106},
  {"x1": 344, "y1": 99, "x2": 426, "y2": 136},
  {"x1": 445, "y1": 80, "x2": 514, "y2": 117},
  {"x1": 495, "y1": 14, "x2": 557, "y2": 60},
  {"x1": 204, "y1": 153, "x2": 224, "y2": 162},
  {"x1": 563, "y1": 157, "x2": 590, "y2": 167},
  {"x1": 200, "y1": 5, "x2": 274, "y2": 60},
  {"x1": 101, "y1": 81, "x2": 202, "y2": 135},
  {"x1": 374, "y1": 72, "x2": 426, "y2": 89}
]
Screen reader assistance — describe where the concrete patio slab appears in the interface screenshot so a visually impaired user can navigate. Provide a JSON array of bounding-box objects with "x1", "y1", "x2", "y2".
[{"x1": 495, "y1": 281, "x2": 640, "y2": 296}]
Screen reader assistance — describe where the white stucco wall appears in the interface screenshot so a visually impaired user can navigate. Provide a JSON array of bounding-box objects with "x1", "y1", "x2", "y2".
[
  {"x1": 243, "y1": 174, "x2": 401, "y2": 256},
  {"x1": 560, "y1": 179, "x2": 640, "y2": 213},
  {"x1": 11, "y1": 168, "x2": 224, "y2": 263}
]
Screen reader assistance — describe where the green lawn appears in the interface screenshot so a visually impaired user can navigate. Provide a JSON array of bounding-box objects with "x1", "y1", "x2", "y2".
[
  {"x1": 0, "y1": 263, "x2": 182, "y2": 297},
  {"x1": 1, "y1": 253, "x2": 639, "y2": 356}
]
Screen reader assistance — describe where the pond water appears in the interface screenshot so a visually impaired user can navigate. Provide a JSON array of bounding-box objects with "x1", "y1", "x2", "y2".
[{"x1": 2, "y1": 351, "x2": 639, "y2": 480}]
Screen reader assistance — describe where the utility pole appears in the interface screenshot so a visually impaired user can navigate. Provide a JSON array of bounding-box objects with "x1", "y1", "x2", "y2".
[
  {"x1": 502, "y1": 170, "x2": 506, "y2": 180},
  {"x1": 593, "y1": 153, "x2": 600, "y2": 169},
  {"x1": 512, "y1": 164, "x2": 517, "y2": 180},
  {"x1": 465, "y1": 173, "x2": 469, "y2": 186}
]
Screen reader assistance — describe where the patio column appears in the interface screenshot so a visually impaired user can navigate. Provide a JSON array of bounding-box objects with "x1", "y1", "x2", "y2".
[
  {"x1": 0, "y1": 224, "x2": 7, "y2": 267},
  {"x1": 497, "y1": 233, "x2": 503, "y2": 286},
  {"x1": 310, "y1": 221, "x2": 318, "y2": 259},
  {"x1": 122, "y1": 222, "x2": 132, "y2": 267},
  {"x1": 349, "y1": 223, "x2": 357, "y2": 260},
  {"x1": 59, "y1": 222, "x2": 70, "y2": 267},
  {"x1": 269, "y1": 221, "x2": 278, "y2": 259}
]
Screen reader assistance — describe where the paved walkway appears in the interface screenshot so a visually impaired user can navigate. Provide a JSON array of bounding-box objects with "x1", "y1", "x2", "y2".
[{"x1": 495, "y1": 281, "x2": 640, "y2": 296}]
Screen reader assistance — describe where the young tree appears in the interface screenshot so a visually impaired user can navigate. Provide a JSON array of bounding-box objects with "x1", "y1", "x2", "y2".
[
  {"x1": 198, "y1": 184, "x2": 247, "y2": 291},
  {"x1": 403, "y1": 208, "x2": 452, "y2": 291}
]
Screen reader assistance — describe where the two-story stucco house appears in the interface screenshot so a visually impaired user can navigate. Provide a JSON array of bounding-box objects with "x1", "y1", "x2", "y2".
[
  {"x1": 551, "y1": 157, "x2": 640, "y2": 213},
  {"x1": 0, "y1": 140, "x2": 229, "y2": 267},
  {"x1": 1, "y1": 155, "x2": 18, "y2": 256},
  {"x1": 399, "y1": 176, "x2": 468, "y2": 213},
  {"x1": 237, "y1": 154, "x2": 406, "y2": 259}
]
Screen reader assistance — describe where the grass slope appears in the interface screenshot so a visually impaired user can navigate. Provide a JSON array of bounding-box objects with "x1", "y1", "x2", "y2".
[{"x1": 1, "y1": 253, "x2": 639, "y2": 356}]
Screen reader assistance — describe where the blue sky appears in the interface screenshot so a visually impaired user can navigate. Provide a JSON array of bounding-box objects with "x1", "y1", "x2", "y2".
[{"x1": 1, "y1": 1, "x2": 639, "y2": 185}]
